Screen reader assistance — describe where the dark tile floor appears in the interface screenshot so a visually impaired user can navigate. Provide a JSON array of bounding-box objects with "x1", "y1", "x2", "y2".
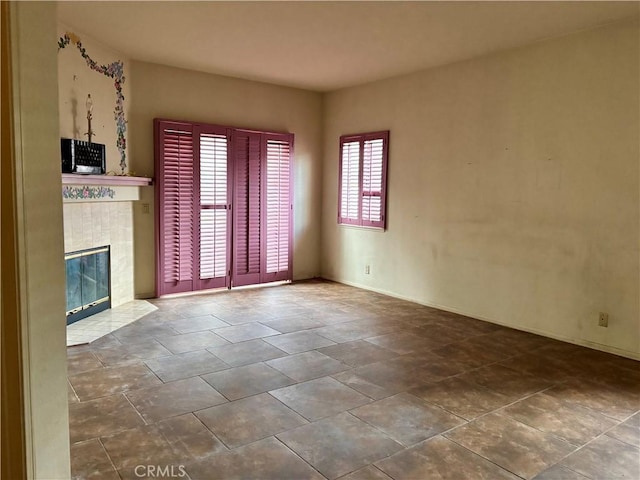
[{"x1": 67, "y1": 280, "x2": 640, "y2": 480}]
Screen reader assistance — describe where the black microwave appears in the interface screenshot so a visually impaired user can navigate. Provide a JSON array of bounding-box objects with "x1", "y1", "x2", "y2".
[{"x1": 61, "y1": 138, "x2": 106, "y2": 174}]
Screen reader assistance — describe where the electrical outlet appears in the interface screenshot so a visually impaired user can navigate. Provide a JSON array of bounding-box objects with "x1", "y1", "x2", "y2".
[
  {"x1": 142, "y1": 203, "x2": 150, "y2": 214},
  {"x1": 365, "y1": 264, "x2": 370, "y2": 275},
  {"x1": 598, "y1": 312, "x2": 609, "y2": 328}
]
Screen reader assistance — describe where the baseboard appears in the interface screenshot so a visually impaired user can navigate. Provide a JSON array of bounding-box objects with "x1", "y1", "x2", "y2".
[{"x1": 320, "y1": 275, "x2": 640, "y2": 361}]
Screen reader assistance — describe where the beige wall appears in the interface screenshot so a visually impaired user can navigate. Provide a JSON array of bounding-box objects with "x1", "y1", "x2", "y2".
[
  {"x1": 128, "y1": 61, "x2": 323, "y2": 297},
  {"x1": 322, "y1": 19, "x2": 640, "y2": 359},
  {"x1": 54, "y1": 13, "x2": 638, "y2": 359},
  {"x1": 57, "y1": 23, "x2": 131, "y2": 174},
  {"x1": 11, "y1": 2, "x2": 70, "y2": 478}
]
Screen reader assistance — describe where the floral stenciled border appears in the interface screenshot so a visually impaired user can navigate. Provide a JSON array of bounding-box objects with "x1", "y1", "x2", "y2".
[
  {"x1": 58, "y1": 32, "x2": 127, "y2": 174},
  {"x1": 63, "y1": 186, "x2": 116, "y2": 200}
]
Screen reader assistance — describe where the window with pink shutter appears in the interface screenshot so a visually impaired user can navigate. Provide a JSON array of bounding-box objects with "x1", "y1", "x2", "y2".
[
  {"x1": 155, "y1": 119, "x2": 293, "y2": 296},
  {"x1": 194, "y1": 125, "x2": 231, "y2": 290},
  {"x1": 338, "y1": 131, "x2": 389, "y2": 229}
]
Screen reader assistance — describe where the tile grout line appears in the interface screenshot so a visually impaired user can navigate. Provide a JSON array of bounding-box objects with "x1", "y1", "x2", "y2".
[
  {"x1": 123, "y1": 392, "x2": 149, "y2": 426},
  {"x1": 540, "y1": 411, "x2": 640, "y2": 478},
  {"x1": 189, "y1": 409, "x2": 236, "y2": 451},
  {"x1": 97, "y1": 437, "x2": 122, "y2": 479},
  {"x1": 271, "y1": 435, "x2": 331, "y2": 480},
  {"x1": 442, "y1": 435, "x2": 528, "y2": 480}
]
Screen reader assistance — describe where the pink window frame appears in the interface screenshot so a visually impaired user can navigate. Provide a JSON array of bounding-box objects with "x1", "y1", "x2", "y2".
[{"x1": 338, "y1": 130, "x2": 389, "y2": 230}]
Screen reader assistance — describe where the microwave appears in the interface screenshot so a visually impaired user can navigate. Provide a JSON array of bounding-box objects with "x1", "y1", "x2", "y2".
[{"x1": 61, "y1": 138, "x2": 106, "y2": 174}]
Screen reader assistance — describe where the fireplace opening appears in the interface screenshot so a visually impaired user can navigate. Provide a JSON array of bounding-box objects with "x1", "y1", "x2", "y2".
[{"x1": 65, "y1": 246, "x2": 111, "y2": 325}]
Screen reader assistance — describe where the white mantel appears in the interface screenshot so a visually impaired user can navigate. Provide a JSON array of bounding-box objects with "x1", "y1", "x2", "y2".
[{"x1": 62, "y1": 174, "x2": 152, "y2": 203}]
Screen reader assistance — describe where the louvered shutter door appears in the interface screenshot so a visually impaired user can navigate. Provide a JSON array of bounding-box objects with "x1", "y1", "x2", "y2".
[
  {"x1": 338, "y1": 139, "x2": 361, "y2": 225},
  {"x1": 361, "y1": 133, "x2": 388, "y2": 228},
  {"x1": 232, "y1": 130, "x2": 262, "y2": 286},
  {"x1": 195, "y1": 126, "x2": 231, "y2": 289},
  {"x1": 155, "y1": 120, "x2": 195, "y2": 295},
  {"x1": 156, "y1": 118, "x2": 295, "y2": 295},
  {"x1": 262, "y1": 134, "x2": 293, "y2": 282}
]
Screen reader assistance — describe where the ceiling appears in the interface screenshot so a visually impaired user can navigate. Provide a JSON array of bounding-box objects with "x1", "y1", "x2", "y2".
[{"x1": 57, "y1": 1, "x2": 639, "y2": 92}]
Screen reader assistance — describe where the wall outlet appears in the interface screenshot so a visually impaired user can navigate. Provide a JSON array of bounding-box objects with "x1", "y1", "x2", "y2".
[
  {"x1": 365, "y1": 264, "x2": 370, "y2": 275},
  {"x1": 142, "y1": 203, "x2": 150, "y2": 214},
  {"x1": 598, "y1": 312, "x2": 609, "y2": 327}
]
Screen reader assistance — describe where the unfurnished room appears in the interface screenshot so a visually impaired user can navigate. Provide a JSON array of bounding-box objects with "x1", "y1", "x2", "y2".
[{"x1": 1, "y1": 1, "x2": 639, "y2": 479}]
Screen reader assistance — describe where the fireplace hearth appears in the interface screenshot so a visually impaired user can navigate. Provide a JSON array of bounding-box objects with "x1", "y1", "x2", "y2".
[{"x1": 65, "y1": 246, "x2": 111, "y2": 325}]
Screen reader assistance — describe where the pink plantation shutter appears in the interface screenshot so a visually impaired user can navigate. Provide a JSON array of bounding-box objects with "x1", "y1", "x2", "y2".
[
  {"x1": 156, "y1": 118, "x2": 294, "y2": 295},
  {"x1": 361, "y1": 133, "x2": 387, "y2": 228},
  {"x1": 155, "y1": 120, "x2": 195, "y2": 295},
  {"x1": 195, "y1": 125, "x2": 231, "y2": 289},
  {"x1": 232, "y1": 130, "x2": 262, "y2": 286},
  {"x1": 338, "y1": 131, "x2": 388, "y2": 229},
  {"x1": 338, "y1": 140, "x2": 361, "y2": 225},
  {"x1": 262, "y1": 134, "x2": 293, "y2": 282}
]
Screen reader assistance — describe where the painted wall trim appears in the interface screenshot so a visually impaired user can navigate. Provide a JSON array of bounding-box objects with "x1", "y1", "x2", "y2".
[
  {"x1": 1, "y1": 2, "x2": 28, "y2": 477},
  {"x1": 62, "y1": 185, "x2": 141, "y2": 202},
  {"x1": 9, "y1": 2, "x2": 71, "y2": 478}
]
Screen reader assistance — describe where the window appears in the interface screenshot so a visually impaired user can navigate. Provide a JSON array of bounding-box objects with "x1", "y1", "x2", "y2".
[{"x1": 338, "y1": 130, "x2": 389, "y2": 229}]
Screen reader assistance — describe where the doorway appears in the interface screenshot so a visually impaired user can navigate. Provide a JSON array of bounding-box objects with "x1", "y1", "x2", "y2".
[{"x1": 155, "y1": 119, "x2": 293, "y2": 296}]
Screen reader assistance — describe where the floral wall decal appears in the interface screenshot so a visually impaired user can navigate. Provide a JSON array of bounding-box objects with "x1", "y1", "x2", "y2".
[
  {"x1": 63, "y1": 186, "x2": 116, "y2": 200},
  {"x1": 58, "y1": 32, "x2": 128, "y2": 174}
]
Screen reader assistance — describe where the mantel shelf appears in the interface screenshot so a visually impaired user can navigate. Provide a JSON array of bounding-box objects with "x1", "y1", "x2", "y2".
[{"x1": 62, "y1": 173, "x2": 153, "y2": 187}]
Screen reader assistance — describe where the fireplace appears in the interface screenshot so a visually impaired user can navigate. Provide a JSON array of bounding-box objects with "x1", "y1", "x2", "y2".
[{"x1": 65, "y1": 246, "x2": 111, "y2": 325}]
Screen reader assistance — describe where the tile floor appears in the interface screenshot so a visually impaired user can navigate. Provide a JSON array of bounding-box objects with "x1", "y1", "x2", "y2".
[{"x1": 67, "y1": 280, "x2": 640, "y2": 480}]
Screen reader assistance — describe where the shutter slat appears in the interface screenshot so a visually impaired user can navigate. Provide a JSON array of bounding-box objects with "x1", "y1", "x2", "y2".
[
  {"x1": 340, "y1": 141, "x2": 360, "y2": 220},
  {"x1": 265, "y1": 140, "x2": 291, "y2": 274},
  {"x1": 200, "y1": 209, "x2": 227, "y2": 279},
  {"x1": 362, "y1": 138, "x2": 385, "y2": 223},
  {"x1": 159, "y1": 126, "x2": 194, "y2": 286},
  {"x1": 234, "y1": 132, "x2": 262, "y2": 278}
]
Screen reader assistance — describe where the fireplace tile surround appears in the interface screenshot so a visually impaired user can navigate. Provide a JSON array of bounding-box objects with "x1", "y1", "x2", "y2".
[{"x1": 63, "y1": 201, "x2": 134, "y2": 308}]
